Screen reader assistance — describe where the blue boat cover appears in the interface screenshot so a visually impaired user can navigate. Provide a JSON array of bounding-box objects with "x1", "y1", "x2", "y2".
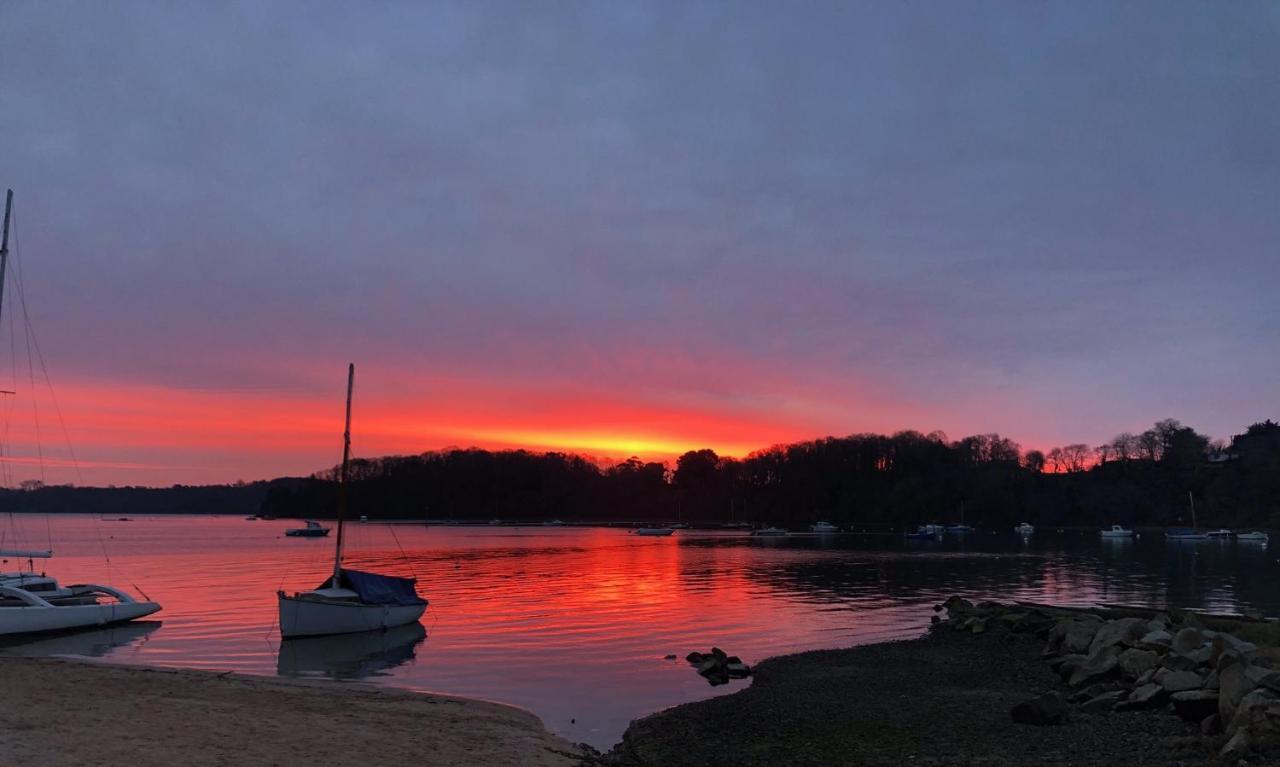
[{"x1": 324, "y1": 569, "x2": 425, "y2": 606}]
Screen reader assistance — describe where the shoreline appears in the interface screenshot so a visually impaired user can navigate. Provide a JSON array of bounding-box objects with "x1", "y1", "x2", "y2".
[
  {"x1": 605, "y1": 627, "x2": 1214, "y2": 766},
  {"x1": 0, "y1": 655, "x2": 590, "y2": 767}
]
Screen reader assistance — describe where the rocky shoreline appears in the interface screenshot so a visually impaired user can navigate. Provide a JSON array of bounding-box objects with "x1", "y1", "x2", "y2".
[{"x1": 606, "y1": 600, "x2": 1280, "y2": 766}]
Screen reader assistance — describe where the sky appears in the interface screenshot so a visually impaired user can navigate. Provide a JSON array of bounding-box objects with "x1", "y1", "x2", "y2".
[{"x1": 0, "y1": 2, "x2": 1277, "y2": 486}]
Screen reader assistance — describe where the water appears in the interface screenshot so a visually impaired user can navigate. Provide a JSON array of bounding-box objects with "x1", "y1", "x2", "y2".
[{"x1": 1, "y1": 516, "x2": 1276, "y2": 749}]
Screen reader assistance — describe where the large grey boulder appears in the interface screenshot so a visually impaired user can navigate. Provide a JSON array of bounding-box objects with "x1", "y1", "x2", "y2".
[
  {"x1": 1136, "y1": 629, "x2": 1172, "y2": 652},
  {"x1": 1171, "y1": 627, "x2": 1207, "y2": 655},
  {"x1": 1117, "y1": 648, "x2": 1160, "y2": 680},
  {"x1": 1088, "y1": 618, "x2": 1147, "y2": 655},
  {"x1": 1160, "y1": 670, "x2": 1204, "y2": 694},
  {"x1": 1220, "y1": 661, "x2": 1251, "y2": 724},
  {"x1": 1011, "y1": 691, "x2": 1067, "y2": 726},
  {"x1": 1115, "y1": 683, "x2": 1167, "y2": 711},
  {"x1": 1226, "y1": 689, "x2": 1280, "y2": 738},
  {"x1": 1069, "y1": 645, "x2": 1121, "y2": 687}
]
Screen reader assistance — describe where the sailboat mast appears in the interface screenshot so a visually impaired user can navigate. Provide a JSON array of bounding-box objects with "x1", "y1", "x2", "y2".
[
  {"x1": 0, "y1": 189, "x2": 13, "y2": 326},
  {"x1": 332, "y1": 363, "x2": 354, "y2": 586},
  {"x1": 1189, "y1": 491, "x2": 1196, "y2": 531}
]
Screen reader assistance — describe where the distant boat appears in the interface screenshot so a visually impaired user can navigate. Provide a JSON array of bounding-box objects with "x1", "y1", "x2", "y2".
[
  {"x1": 1015, "y1": 522, "x2": 1035, "y2": 535},
  {"x1": 245, "y1": 515, "x2": 259, "y2": 521},
  {"x1": 945, "y1": 524, "x2": 975, "y2": 534},
  {"x1": 751, "y1": 526, "x2": 788, "y2": 537},
  {"x1": 810, "y1": 521, "x2": 839, "y2": 533},
  {"x1": 669, "y1": 522, "x2": 689, "y2": 530},
  {"x1": 358, "y1": 515, "x2": 368, "y2": 523},
  {"x1": 1206, "y1": 529, "x2": 1234, "y2": 539},
  {"x1": 1166, "y1": 492, "x2": 1209, "y2": 541},
  {"x1": 542, "y1": 519, "x2": 565, "y2": 526},
  {"x1": 1237, "y1": 531, "x2": 1269, "y2": 543},
  {"x1": 634, "y1": 527, "x2": 675, "y2": 536},
  {"x1": 278, "y1": 365, "x2": 427, "y2": 638},
  {"x1": 488, "y1": 519, "x2": 503, "y2": 526},
  {"x1": 904, "y1": 526, "x2": 940, "y2": 540},
  {"x1": 285, "y1": 520, "x2": 331, "y2": 538},
  {"x1": 1100, "y1": 525, "x2": 1134, "y2": 538}
]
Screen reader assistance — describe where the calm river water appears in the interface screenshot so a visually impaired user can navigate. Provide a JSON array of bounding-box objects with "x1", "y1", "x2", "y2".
[{"x1": 1, "y1": 515, "x2": 1275, "y2": 748}]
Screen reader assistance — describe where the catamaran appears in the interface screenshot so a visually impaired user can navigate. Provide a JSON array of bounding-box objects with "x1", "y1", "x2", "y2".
[
  {"x1": 277, "y1": 364, "x2": 427, "y2": 638},
  {"x1": 0, "y1": 190, "x2": 161, "y2": 636}
]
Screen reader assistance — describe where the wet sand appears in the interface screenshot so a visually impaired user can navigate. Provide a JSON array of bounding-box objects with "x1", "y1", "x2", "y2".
[{"x1": 0, "y1": 657, "x2": 589, "y2": 767}]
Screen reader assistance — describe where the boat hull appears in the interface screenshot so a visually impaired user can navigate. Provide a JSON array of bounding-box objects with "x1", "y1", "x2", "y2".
[
  {"x1": 278, "y1": 595, "x2": 426, "y2": 638},
  {"x1": 0, "y1": 600, "x2": 161, "y2": 637}
]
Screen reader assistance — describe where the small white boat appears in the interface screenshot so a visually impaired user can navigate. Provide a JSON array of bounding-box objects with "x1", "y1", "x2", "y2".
[
  {"x1": 1015, "y1": 522, "x2": 1035, "y2": 535},
  {"x1": 285, "y1": 520, "x2": 331, "y2": 538},
  {"x1": 245, "y1": 515, "x2": 259, "y2": 521},
  {"x1": 278, "y1": 365, "x2": 427, "y2": 639},
  {"x1": 751, "y1": 526, "x2": 788, "y2": 537},
  {"x1": 542, "y1": 519, "x2": 565, "y2": 526},
  {"x1": 1206, "y1": 528, "x2": 1234, "y2": 539},
  {"x1": 634, "y1": 527, "x2": 675, "y2": 536},
  {"x1": 358, "y1": 515, "x2": 369, "y2": 523},
  {"x1": 1167, "y1": 492, "x2": 1210, "y2": 541},
  {"x1": 1237, "y1": 531, "x2": 1269, "y2": 543},
  {"x1": 810, "y1": 521, "x2": 839, "y2": 533},
  {"x1": 0, "y1": 552, "x2": 161, "y2": 637},
  {"x1": 1100, "y1": 525, "x2": 1134, "y2": 538},
  {"x1": 488, "y1": 519, "x2": 503, "y2": 526}
]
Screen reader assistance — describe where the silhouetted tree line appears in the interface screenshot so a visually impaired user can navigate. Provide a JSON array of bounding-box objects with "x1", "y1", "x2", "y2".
[
  {"x1": 5, "y1": 419, "x2": 1277, "y2": 529},
  {"x1": 256, "y1": 419, "x2": 1280, "y2": 529}
]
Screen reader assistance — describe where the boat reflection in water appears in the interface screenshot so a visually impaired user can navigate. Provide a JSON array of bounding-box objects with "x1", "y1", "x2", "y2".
[
  {"x1": 276, "y1": 622, "x2": 427, "y2": 681},
  {"x1": 0, "y1": 620, "x2": 161, "y2": 658}
]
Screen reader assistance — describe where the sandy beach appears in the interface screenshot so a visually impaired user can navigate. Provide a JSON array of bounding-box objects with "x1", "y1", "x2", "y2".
[{"x1": 0, "y1": 657, "x2": 589, "y2": 767}]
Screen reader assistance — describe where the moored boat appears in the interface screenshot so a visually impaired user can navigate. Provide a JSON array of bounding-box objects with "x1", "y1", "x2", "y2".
[
  {"x1": 0, "y1": 552, "x2": 161, "y2": 636},
  {"x1": 1237, "y1": 531, "x2": 1269, "y2": 543},
  {"x1": 1014, "y1": 522, "x2": 1035, "y2": 535},
  {"x1": 751, "y1": 526, "x2": 788, "y2": 537},
  {"x1": 285, "y1": 520, "x2": 331, "y2": 538},
  {"x1": 810, "y1": 521, "x2": 838, "y2": 533},
  {"x1": 1206, "y1": 528, "x2": 1234, "y2": 539},
  {"x1": 0, "y1": 191, "x2": 161, "y2": 637},
  {"x1": 278, "y1": 365, "x2": 427, "y2": 638},
  {"x1": 1100, "y1": 525, "x2": 1134, "y2": 538},
  {"x1": 634, "y1": 527, "x2": 675, "y2": 536}
]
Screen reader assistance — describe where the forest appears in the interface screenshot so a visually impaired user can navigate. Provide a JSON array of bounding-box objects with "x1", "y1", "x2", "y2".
[
  {"x1": 257, "y1": 418, "x2": 1280, "y2": 529},
  {"x1": 4, "y1": 419, "x2": 1277, "y2": 529}
]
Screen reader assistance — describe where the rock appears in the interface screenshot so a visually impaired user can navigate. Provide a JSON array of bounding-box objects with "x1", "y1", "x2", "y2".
[
  {"x1": 1161, "y1": 652, "x2": 1201, "y2": 672},
  {"x1": 1171, "y1": 627, "x2": 1207, "y2": 655},
  {"x1": 1226, "y1": 689, "x2": 1279, "y2": 738},
  {"x1": 685, "y1": 652, "x2": 704, "y2": 663},
  {"x1": 1115, "y1": 683, "x2": 1167, "y2": 711},
  {"x1": 1245, "y1": 664, "x2": 1280, "y2": 692},
  {"x1": 1011, "y1": 692, "x2": 1067, "y2": 725},
  {"x1": 1201, "y1": 713, "x2": 1222, "y2": 736},
  {"x1": 696, "y1": 658, "x2": 721, "y2": 675},
  {"x1": 1220, "y1": 661, "x2": 1250, "y2": 724},
  {"x1": 1160, "y1": 671, "x2": 1204, "y2": 694},
  {"x1": 1069, "y1": 645, "x2": 1121, "y2": 687},
  {"x1": 725, "y1": 662, "x2": 751, "y2": 678},
  {"x1": 1170, "y1": 690, "x2": 1219, "y2": 722},
  {"x1": 1057, "y1": 657, "x2": 1087, "y2": 683},
  {"x1": 1220, "y1": 728, "x2": 1252, "y2": 761},
  {"x1": 1134, "y1": 669, "x2": 1156, "y2": 687},
  {"x1": 1071, "y1": 682, "x2": 1124, "y2": 703},
  {"x1": 664, "y1": 654, "x2": 678, "y2": 660},
  {"x1": 1147, "y1": 613, "x2": 1171, "y2": 632},
  {"x1": 1088, "y1": 618, "x2": 1147, "y2": 655},
  {"x1": 1211, "y1": 633, "x2": 1257, "y2": 665},
  {"x1": 1063, "y1": 623, "x2": 1100, "y2": 654},
  {"x1": 1202, "y1": 669, "x2": 1220, "y2": 690},
  {"x1": 1080, "y1": 690, "x2": 1125, "y2": 713},
  {"x1": 1117, "y1": 648, "x2": 1160, "y2": 680},
  {"x1": 710, "y1": 647, "x2": 728, "y2": 662},
  {"x1": 1137, "y1": 629, "x2": 1172, "y2": 652},
  {"x1": 1046, "y1": 653, "x2": 1084, "y2": 672}
]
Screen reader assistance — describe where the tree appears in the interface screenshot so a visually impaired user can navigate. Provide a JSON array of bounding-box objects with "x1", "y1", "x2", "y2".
[{"x1": 1022, "y1": 450, "x2": 1046, "y2": 473}]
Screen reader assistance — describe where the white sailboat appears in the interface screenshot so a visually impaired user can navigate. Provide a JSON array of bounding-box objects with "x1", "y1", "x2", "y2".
[
  {"x1": 277, "y1": 364, "x2": 427, "y2": 638},
  {"x1": 0, "y1": 189, "x2": 161, "y2": 636}
]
